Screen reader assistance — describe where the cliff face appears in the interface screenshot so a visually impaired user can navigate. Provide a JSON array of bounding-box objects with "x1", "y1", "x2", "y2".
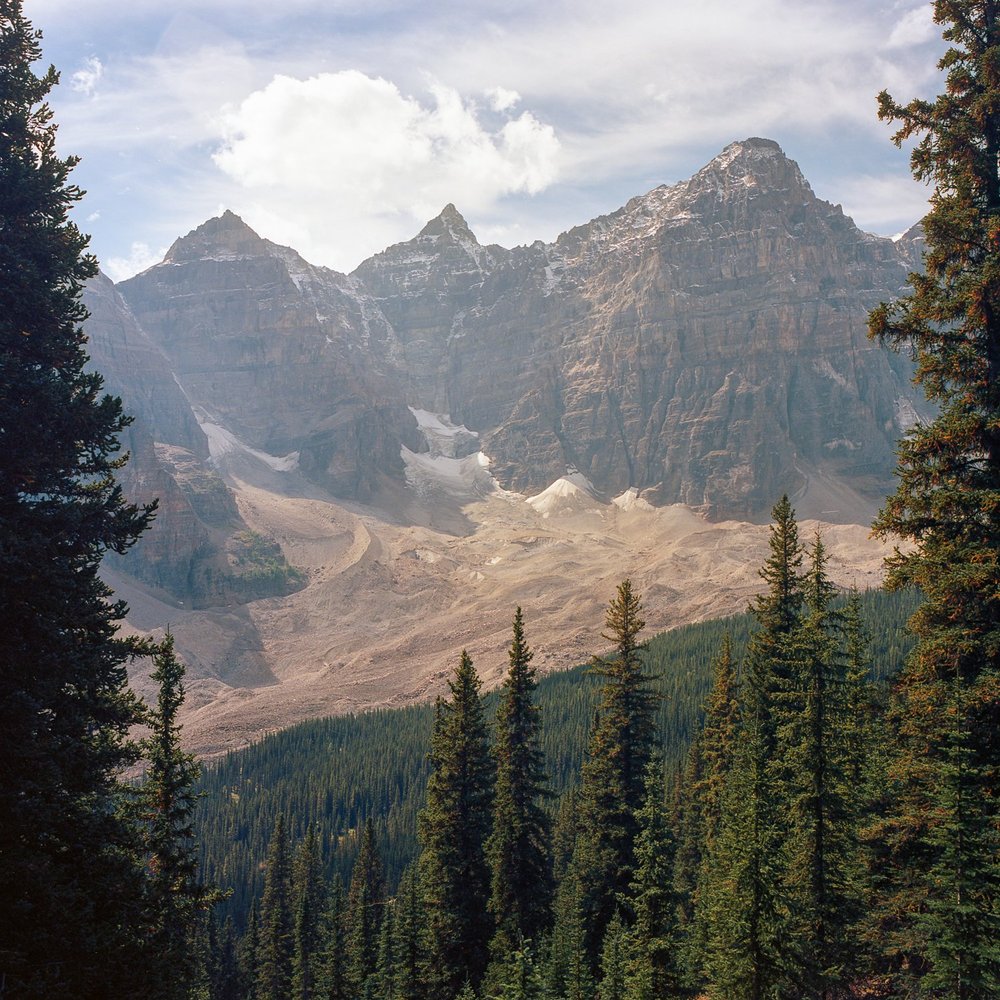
[
  {"x1": 118, "y1": 212, "x2": 420, "y2": 502},
  {"x1": 84, "y1": 274, "x2": 302, "y2": 605},
  {"x1": 354, "y1": 139, "x2": 921, "y2": 515},
  {"x1": 114, "y1": 139, "x2": 925, "y2": 521}
]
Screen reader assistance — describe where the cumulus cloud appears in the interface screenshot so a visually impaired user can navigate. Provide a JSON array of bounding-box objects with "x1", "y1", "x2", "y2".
[
  {"x1": 887, "y1": 4, "x2": 938, "y2": 49},
  {"x1": 71, "y1": 56, "x2": 103, "y2": 97},
  {"x1": 104, "y1": 241, "x2": 166, "y2": 282},
  {"x1": 211, "y1": 71, "x2": 559, "y2": 266},
  {"x1": 487, "y1": 86, "x2": 521, "y2": 112}
]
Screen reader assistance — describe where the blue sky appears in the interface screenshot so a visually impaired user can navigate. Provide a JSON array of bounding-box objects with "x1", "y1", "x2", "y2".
[{"x1": 33, "y1": 0, "x2": 944, "y2": 280}]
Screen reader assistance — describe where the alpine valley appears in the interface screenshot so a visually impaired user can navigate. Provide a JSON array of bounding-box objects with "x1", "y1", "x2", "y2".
[{"x1": 91, "y1": 137, "x2": 927, "y2": 755}]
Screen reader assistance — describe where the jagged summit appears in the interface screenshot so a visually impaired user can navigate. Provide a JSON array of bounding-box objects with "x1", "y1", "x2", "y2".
[
  {"x1": 162, "y1": 209, "x2": 268, "y2": 265},
  {"x1": 417, "y1": 203, "x2": 478, "y2": 244}
]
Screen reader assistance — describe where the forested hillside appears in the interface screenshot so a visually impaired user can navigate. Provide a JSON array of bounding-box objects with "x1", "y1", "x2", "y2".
[{"x1": 195, "y1": 585, "x2": 918, "y2": 929}]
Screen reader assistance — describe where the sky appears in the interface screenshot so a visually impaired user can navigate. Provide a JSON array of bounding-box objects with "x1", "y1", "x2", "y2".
[{"x1": 32, "y1": 0, "x2": 946, "y2": 282}]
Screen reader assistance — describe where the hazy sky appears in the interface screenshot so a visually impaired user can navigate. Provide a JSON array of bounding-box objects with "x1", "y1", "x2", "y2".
[{"x1": 33, "y1": 0, "x2": 944, "y2": 281}]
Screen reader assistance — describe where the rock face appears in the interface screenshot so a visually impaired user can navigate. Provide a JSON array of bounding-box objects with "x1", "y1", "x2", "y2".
[
  {"x1": 114, "y1": 138, "x2": 925, "y2": 524},
  {"x1": 118, "y1": 212, "x2": 420, "y2": 502},
  {"x1": 84, "y1": 274, "x2": 303, "y2": 605}
]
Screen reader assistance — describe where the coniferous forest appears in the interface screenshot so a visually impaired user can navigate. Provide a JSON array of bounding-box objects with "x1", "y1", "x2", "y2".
[{"x1": 2, "y1": 2, "x2": 1000, "y2": 999}]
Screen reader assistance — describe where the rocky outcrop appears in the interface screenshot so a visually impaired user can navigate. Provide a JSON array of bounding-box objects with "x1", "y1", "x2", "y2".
[
  {"x1": 114, "y1": 140, "x2": 927, "y2": 521},
  {"x1": 118, "y1": 212, "x2": 421, "y2": 502},
  {"x1": 84, "y1": 274, "x2": 303, "y2": 605}
]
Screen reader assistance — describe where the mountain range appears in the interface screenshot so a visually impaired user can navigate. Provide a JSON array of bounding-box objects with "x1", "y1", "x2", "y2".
[{"x1": 84, "y1": 137, "x2": 925, "y2": 753}]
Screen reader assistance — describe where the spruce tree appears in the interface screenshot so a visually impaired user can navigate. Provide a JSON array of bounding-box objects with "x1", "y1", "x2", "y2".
[
  {"x1": 258, "y1": 816, "x2": 295, "y2": 1000},
  {"x1": 573, "y1": 580, "x2": 658, "y2": 965},
  {"x1": 0, "y1": 5, "x2": 154, "y2": 995},
  {"x1": 868, "y1": 2, "x2": 1000, "y2": 992},
  {"x1": 623, "y1": 759, "x2": 682, "y2": 1000},
  {"x1": 292, "y1": 825, "x2": 327, "y2": 1000},
  {"x1": 141, "y1": 632, "x2": 216, "y2": 999},
  {"x1": 392, "y1": 865, "x2": 426, "y2": 1000},
  {"x1": 319, "y1": 876, "x2": 348, "y2": 1000},
  {"x1": 597, "y1": 912, "x2": 629, "y2": 1000},
  {"x1": 418, "y1": 651, "x2": 494, "y2": 998},
  {"x1": 486, "y1": 608, "x2": 553, "y2": 975},
  {"x1": 347, "y1": 818, "x2": 386, "y2": 996},
  {"x1": 701, "y1": 498, "x2": 805, "y2": 999}
]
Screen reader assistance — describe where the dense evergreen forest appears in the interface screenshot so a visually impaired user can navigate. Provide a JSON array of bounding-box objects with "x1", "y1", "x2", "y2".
[
  {"x1": 3, "y1": 1, "x2": 1000, "y2": 998},
  {"x1": 194, "y1": 586, "x2": 919, "y2": 930}
]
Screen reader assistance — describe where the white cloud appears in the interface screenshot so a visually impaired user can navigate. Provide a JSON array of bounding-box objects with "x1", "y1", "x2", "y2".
[
  {"x1": 211, "y1": 71, "x2": 559, "y2": 266},
  {"x1": 104, "y1": 241, "x2": 167, "y2": 282},
  {"x1": 487, "y1": 86, "x2": 520, "y2": 112},
  {"x1": 887, "y1": 5, "x2": 938, "y2": 49},
  {"x1": 833, "y1": 171, "x2": 933, "y2": 233},
  {"x1": 71, "y1": 56, "x2": 103, "y2": 97}
]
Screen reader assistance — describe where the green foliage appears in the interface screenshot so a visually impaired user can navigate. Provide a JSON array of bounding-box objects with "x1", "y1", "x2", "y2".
[
  {"x1": 228, "y1": 529, "x2": 306, "y2": 597},
  {"x1": 868, "y1": 2, "x2": 1000, "y2": 992},
  {"x1": 0, "y1": 5, "x2": 156, "y2": 995},
  {"x1": 141, "y1": 633, "x2": 218, "y2": 998},
  {"x1": 418, "y1": 651, "x2": 494, "y2": 997},
  {"x1": 486, "y1": 608, "x2": 553, "y2": 972},
  {"x1": 258, "y1": 816, "x2": 295, "y2": 1000},
  {"x1": 347, "y1": 818, "x2": 385, "y2": 995},
  {"x1": 574, "y1": 580, "x2": 659, "y2": 964}
]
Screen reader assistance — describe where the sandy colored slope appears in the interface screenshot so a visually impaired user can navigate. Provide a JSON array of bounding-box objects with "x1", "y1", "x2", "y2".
[{"x1": 114, "y1": 449, "x2": 895, "y2": 758}]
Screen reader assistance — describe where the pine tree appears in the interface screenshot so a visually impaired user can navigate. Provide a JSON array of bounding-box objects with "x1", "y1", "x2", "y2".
[
  {"x1": 783, "y1": 535, "x2": 859, "y2": 998},
  {"x1": 486, "y1": 608, "x2": 553, "y2": 975},
  {"x1": 0, "y1": 5, "x2": 155, "y2": 995},
  {"x1": 597, "y1": 912, "x2": 630, "y2": 1000},
  {"x1": 624, "y1": 760, "x2": 682, "y2": 1000},
  {"x1": 292, "y1": 825, "x2": 327, "y2": 1000},
  {"x1": 494, "y1": 942, "x2": 545, "y2": 1000},
  {"x1": 240, "y1": 900, "x2": 262, "y2": 1000},
  {"x1": 418, "y1": 651, "x2": 495, "y2": 998},
  {"x1": 545, "y1": 864, "x2": 594, "y2": 1000},
  {"x1": 574, "y1": 580, "x2": 658, "y2": 965},
  {"x1": 347, "y1": 818, "x2": 386, "y2": 996},
  {"x1": 867, "y1": 3, "x2": 1000, "y2": 992},
  {"x1": 680, "y1": 634, "x2": 739, "y2": 986},
  {"x1": 258, "y1": 816, "x2": 295, "y2": 1000},
  {"x1": 700, "y1": 498, "x2": 805, "y2": 1000},
  {"x1": 141, "y1": 632, "x2": 216, "y2": 999},
  {"x1": 319, "y1": 876, "x2": 348, "y2": 1000},
  {"x1": 392, "y1": 865, "x2": 426, "y2": 1000}
]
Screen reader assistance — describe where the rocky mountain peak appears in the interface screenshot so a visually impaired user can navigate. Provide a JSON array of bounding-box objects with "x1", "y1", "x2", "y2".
[
  {"x1": 687, "y1": 136, "x2": 812, "y2": 204},
  {"x1": 417, "y1": 203, "x2": 478, "y2": 245},
  {"x1": 162, "y1": 210, "x2": 269, "y2": 265}
]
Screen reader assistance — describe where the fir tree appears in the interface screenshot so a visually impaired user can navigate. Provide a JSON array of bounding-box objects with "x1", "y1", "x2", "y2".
[
  {"x1": 347, "y1": 818, "x2": 386, "y2": 996},
  {"x1": 867, "y1": 2, "x2": 1000, "y2": 993},
  {"x1": 392, "y1": 865, "x2": 426, "y2": 1000},
  {"x1": 574, "y1": 580, "x2": 658, "y2": 965},
  {"x1": 418, "y1": 651, "x2": 495, "y2": 998},
  {"x1": 624, "y1": 760, "x2": 682, "y2": 1000},
  {"x1": 597, "y1": 912, "x2": 629, "y2": 1000},
  {"x1": 141, "y1": 632, "x2": 216, "y2": 999},
  {"x1": 546, "y1": 865, "x2": 594, "y2": 1000},
  {"x1": 292, "y1": 825, "x2": 327, "y2": 1000},
  {"x1": 0, "y1": 5, "x2": 155, "y2": 995},
  {"x1": 258, "y1": 816, "x2": 295, "y2": 1000},
  {"x1": 486, "y1": 608, "x2": 553, "y2": 974},
  {"x1": 319, "y1": 876, "x2": 348, "y2": 1000},
  {"x1": 495, "y1": 942, "x2": 545, "y2": 1000}
]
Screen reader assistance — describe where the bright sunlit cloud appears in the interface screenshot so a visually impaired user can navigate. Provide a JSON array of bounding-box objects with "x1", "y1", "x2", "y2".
[
  {"x1": 37, "y1": 0, "x2": 946, "y2": 278},
  {"x1": 211, "y1": 71, "x2": 560, "y2": 266}
]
